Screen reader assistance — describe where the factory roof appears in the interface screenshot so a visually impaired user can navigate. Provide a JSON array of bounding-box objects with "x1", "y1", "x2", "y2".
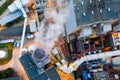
[
  {"x1": 73, "y1": 0, "x2": 120, "y2": 26},
  {"x1": 20, "y1": 53, "x2": 49, "y2": 80},
  {"x1": 32, "y1": 72, "x2": 48, "y2": 80},
  {"x1": 46, "y1": 66, "x2": 61, "y2": 80},
  {"x1": 65, "y1": 0, "x2": 77, "y2": 35},
  {"x1": 19, "y1": 53, "x2": 39, "y2": 79},
  {"x1": 0, "y1": 11, "x2": 22, "y2": 25},
  {"x1": 20, "y1": 53, "x2": 35, "y2": 69},
  {"x1": 20, "y1": 53, "x2": 60, "y2": 80},
  {"x1": 8, "y1": 0, "x2": 29, "y2": 13},
  {"x1": 0, "y1": 7, "x2": 29, "y2": 25}
]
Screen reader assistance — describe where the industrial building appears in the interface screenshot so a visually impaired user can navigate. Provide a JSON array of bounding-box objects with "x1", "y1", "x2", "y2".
[
  {"x1": 20, "y1": 52, "x2": 60, "y2": 80},
  {"x1": 73, "y1": 0, "x2": 120, "y2": 25},
  {"x1": 63, "y1": 0, "x2": 120, "y2": 35},
  {"x1": 1, "y1": 0, "x2": 120, "y2": 80}
]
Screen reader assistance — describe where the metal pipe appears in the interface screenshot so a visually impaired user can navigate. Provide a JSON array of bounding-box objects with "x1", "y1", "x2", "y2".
[
  {"x1": 59, "y1": 50, "x2": 120, "y2": 74},
  {"x1": 19, "y1": 17, "x2": 27, "y2": 58}
]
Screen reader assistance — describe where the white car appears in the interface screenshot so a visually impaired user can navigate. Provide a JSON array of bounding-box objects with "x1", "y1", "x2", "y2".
[{"x1": 26, "y1": 34, "x2": 34, "y2": 39}]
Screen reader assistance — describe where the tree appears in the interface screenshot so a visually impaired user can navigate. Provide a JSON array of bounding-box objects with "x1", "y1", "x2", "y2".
[
  {"x1": 0, "y1": 68, "x2": 14, "y2": 79},
  {"x1": 6, "y1": 68, "x2": 14, "y2": 76},
  {"x1": 0, "y1": 72, "x2": 2, "y2": 79},
  {"x1": 2, "y1": 71, "x2": 7, "y2": 78}
]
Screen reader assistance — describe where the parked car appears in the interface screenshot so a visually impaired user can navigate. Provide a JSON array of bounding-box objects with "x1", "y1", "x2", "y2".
[
  {"x1": 26, "y1": 34, "x2": 34, "y2": 39},
  {"x1": 14, "y1": 41, "x2": 20, "y2": 47}
]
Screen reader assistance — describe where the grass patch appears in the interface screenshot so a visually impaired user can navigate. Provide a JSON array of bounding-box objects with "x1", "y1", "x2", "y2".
[
  {"x1": 0, "y1": 0, "x2": 14, "y2": 15},
  {"x1": 0, "y1": 42, "x2": 13, "y2": 65}
]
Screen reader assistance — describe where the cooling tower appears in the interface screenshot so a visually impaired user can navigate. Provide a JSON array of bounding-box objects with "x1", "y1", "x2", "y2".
[{"x1": 33, "y1": 48, "x2": 46, "y2": 61}]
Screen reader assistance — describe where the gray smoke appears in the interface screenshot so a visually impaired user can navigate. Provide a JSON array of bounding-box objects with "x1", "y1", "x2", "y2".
[{"x1": 34, "y1": 9, "x2": 68, "y2": 53}]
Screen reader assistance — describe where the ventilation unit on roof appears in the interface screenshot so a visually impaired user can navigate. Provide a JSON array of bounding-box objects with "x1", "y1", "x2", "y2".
[{"x1": 32, "y1": 48, "x2": 50, "y2": 68}]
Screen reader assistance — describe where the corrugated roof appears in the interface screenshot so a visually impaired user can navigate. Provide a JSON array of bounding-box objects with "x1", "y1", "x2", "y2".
[
  {"x1": 73, "y1": 0, "x2": 120, "y2": 25},
  {"x1": 65, "y1": 0, "x2": 77, "y2": 35},
  {"x1": 27, "y1": 66, "x2": 38, "y2": 78},
  {"x1": 0, "y1": 11, "x2": 22, "y2": 25},
  {"x1": 20, "y1": 53, "x2": 49, "y2": 80},
  {"x1": 46, "y1": 66, "x2": 60, "y2": 80},
  {"x1": 32, "y1": 72, "x2": 48, "y2": 80},
  {"x1": 20, "y1": 53, "x2": 60, "y2": 80},
  {"x1": 20, "y1": 53, "x2": 35, "y2": 69}
]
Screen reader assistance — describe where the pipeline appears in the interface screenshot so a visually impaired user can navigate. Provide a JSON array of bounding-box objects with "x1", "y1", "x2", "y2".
[
  {"x1": 19, "y1": 17, "x2": 27, "y2": 58},
  {"x1": 74, "y1": 31, "x2": 112, "y2": 58},
  {"x1": 59, "y1": 50, "x2": 120, "y2": 74}
]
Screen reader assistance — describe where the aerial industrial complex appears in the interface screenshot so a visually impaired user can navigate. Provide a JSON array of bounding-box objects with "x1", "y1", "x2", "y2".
[{"x1": 1, "y1": 0, "x2": 120, "y2": 80}]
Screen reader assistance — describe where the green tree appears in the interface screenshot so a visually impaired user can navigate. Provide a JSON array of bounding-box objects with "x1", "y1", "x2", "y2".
[
  {"x1": 2, "y1": 71, "x2": 7, "y2": 78},
  {"x1": 6, "y1": 68, "x2": 14, "y2": 75},
  {"x1": 0, "y1": 72, "x2": 2, "y2": 79}
]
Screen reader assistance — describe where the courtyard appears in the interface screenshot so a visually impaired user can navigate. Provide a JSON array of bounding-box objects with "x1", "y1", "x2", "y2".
[{"x1": 0, "y1": 43, "x2": 13, "y2": 65}]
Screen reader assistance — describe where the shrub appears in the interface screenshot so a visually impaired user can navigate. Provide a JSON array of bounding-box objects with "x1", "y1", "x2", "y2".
[{"x1": 0, "y1": 68, "x2": 15, "y2": 79}]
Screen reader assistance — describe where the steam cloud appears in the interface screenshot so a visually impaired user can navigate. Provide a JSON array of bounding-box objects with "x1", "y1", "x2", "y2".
[{"x1": 34, "y1": 8, "x2": 68, "y2": 53}]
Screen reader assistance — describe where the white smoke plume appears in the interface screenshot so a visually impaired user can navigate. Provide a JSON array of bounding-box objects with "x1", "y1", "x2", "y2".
[{"x1": 34, "y1": 8, "x2": 68, "y2": 53}]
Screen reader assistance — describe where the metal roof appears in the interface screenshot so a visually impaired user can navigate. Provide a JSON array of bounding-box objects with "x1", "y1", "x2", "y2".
[
  {"x1": 65, "y1": 0, "x2": 77, "y2": 35},
  {"x1": 0, "y1": 11, "x2": 22, "y2": 25},
  {"x1": 46, "y1": 66, "x2": 60, "y2": 80},
  {"x1": 0, "y1": 8, "x2": 29, "y2": 25},
  {"x1": 20, "y1": 53, "x2": 60, "y2": 80},
  {"x1": 27, "y1": 66, "x2": 38, "y2": 78},
  {"x1": 20, "y1": 53, "x2": 36, "y2": 69},
  {"x1": 20, "y1": 53, "x2": 49, "y2": 80},
  {"x1": 20, "y1": 53, "x2": 39, "y2": 79},
  {"x1": 73, "y1": 0, "x2": 120, "y2": 25},
  {"x1": 32, "y1": 72, "x2": 48, "y2": 80}
]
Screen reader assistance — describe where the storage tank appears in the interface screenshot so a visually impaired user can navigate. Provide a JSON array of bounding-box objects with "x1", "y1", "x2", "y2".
[
  {"x1": 112, "y1": 57, "x2": 120, "y2": 65},
  {"x1": 32, "y1": 48, "x2": 46, "y2": 61}
]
